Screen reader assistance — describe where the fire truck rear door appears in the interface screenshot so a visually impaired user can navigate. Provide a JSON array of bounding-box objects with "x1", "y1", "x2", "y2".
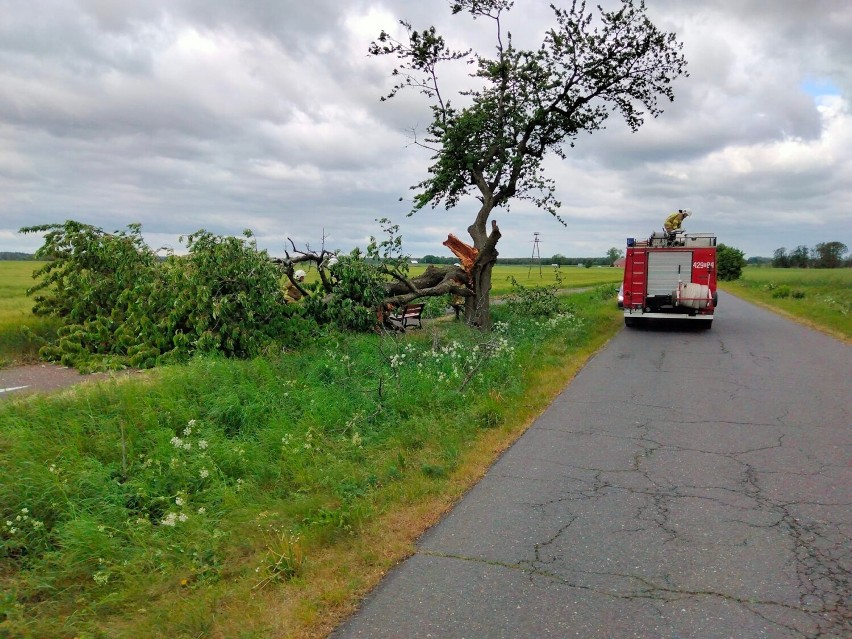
[{"x1": 647, "y1": 251, "x2": 693, "y2": 296}]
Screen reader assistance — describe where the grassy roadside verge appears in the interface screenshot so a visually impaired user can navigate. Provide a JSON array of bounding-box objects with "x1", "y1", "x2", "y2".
[
  {"x1": 719, "y1": 267, "x2": 851, "y2": 342},
  {"x1": 0, "y1": 287, "x2": 622, "y2": 639}
]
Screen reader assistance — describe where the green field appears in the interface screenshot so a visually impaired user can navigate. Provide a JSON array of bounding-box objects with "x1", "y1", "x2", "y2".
[
  {"x1": 0, "y1": 261, "x2": 60, "y2": 366},
  {"x1": 297, "y1": 263, "x2": 623, "y2": 295},
  {"x1": 490, "y1": 263, "x2": 624, "y2": 293},
  {"x1": 410, "y1": 263, "x2": 623, "y2": 295},
  {"x1": 720, "y1": 267, "x2": 851, "y2": 340}
]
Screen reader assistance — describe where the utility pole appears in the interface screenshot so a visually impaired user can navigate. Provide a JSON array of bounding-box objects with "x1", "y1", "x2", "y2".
[{"x1": 528, "y1": 232, "x2": 542, "y2": 278}]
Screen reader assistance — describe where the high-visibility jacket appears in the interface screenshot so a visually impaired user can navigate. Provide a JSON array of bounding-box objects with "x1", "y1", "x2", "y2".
[{"x1": 664, "y1": 212, "x2": 686, "y2": 232}]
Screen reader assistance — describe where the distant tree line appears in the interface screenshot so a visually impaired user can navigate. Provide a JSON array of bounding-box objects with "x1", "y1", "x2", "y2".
[
  {"x1": 420, "y1": 250, "x2": 623, "y2": 268},
  {"x1": 771, "y1": 242, "x2": 849, "y2": 269},
  {"x1": 7, "y1": 248, "x2": 627, "y2": 267}
]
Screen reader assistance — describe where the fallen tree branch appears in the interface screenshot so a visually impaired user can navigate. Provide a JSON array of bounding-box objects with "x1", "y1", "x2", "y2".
[{"x1": 272, "y1": 239, "x2": 473, "y2": 325}]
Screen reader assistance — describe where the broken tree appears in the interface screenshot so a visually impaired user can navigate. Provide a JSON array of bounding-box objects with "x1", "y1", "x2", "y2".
[{"x1": 370, "y1": 0, "x2": 688, "y2": 328}]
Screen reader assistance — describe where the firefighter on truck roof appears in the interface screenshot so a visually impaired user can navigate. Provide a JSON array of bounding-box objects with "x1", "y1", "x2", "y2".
[
  {"x1": 664, "y1": 208, "x2": 691, "y2": 233},
  {"x1": 663, "y1": 208, "x2": 691, "y2": 244}
]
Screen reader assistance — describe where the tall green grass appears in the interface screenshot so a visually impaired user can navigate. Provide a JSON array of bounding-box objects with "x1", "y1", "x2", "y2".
[
  {"x1": 0, "y1": 261, "x2": 61, "y2": 366},
  {"x1": 720, "y1": 267, "x2": 851, "y2": 339},
  {"x1": 0, "y1": 287, "x2": 621, "y2": 638}
]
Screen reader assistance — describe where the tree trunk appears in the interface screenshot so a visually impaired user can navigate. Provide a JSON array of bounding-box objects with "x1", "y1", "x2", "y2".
[
  {"x1": 466, "y1": 255, "x2": 496, "y2": 329},
  {"x1": 381, "y1": 264, "x2": 469, "y2": 305},
  {"x1": 466, "y1": 206, "x2": 501, "y2": 330}
]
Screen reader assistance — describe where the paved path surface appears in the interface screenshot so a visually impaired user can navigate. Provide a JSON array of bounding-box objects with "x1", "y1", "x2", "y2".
[
  {"x1": 0, "y1": 363, "x2": 87, "y2": 399},
  {"x1": 332, "y1": 293, "x2": 851, "y2": 638},
  {"x1": 0, "y1": 363, "x2": 142, "y2": 400}
]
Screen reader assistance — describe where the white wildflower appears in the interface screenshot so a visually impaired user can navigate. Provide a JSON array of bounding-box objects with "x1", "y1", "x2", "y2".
[
  {"x1": 198, "y1": 439, "x2": 208, "y2": 450},
  {"x1": 175, "y1": 496, "x2": 185, "y2": 506},
  {"x1": 178, "y1": 513, "x2": 188, "y2": 523},
  {"x1": 199, "y1": 468, "x2": 209, "y2": 479}
]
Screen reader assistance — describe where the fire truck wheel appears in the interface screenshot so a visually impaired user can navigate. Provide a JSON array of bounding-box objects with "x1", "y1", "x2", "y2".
[{"x1": 625, "y1": 317, "x2": 639, "y2": 328}]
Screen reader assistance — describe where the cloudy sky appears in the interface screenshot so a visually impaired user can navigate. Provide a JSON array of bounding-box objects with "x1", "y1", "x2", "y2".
[{"x1": 1, "y1": 0, "x2": 850, "y2": 260}]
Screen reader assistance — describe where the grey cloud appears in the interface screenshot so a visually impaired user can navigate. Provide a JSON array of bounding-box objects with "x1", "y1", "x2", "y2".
[{"x1": 1, "y1": 0, "x2": 850, "y2": 261}]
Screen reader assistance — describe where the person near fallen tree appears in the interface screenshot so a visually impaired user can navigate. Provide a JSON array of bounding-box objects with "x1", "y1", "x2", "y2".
[
  {"x1": 285, "y1": 269, "x2": 306, "y2": 303},
  {"x1": 450, "y1": 293, "x2": 465, "y2": 320}
]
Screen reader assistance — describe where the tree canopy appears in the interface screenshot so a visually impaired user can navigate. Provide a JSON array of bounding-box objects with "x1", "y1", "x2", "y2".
[
  {"x1": 814, "y1": 241, "x2": 848, "y2": 268},
  {"x1": 717, "y1": 244, "x2": 746, "y2": 281},
  {"x1": 606, "y1": 247, "x2": 624, "y2": 263}
]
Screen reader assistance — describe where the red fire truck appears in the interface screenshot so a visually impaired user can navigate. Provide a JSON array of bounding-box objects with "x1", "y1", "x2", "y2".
[{"x1": 622, "y1": 230, "x2": 718, "y2": 328}]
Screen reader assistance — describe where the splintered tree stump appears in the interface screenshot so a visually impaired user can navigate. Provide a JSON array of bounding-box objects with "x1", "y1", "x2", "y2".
[{"x1": 443, "y1": 234, "x2": 478, "y2": 273}]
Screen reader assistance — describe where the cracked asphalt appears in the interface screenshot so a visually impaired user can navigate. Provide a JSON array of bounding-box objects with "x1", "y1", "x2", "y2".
[{"x1": 331, "y1": 293, "x2": 851, "y2": 639}]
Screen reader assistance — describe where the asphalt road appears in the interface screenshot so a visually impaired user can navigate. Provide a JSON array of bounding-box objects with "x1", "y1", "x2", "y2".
[
  {"x1": 0, "y1": 363, "x2": 85, "y2": 399},
  {"x1": 332, "y1": 293, "x2": 851, "y2": 639},
  {"x1": 0, "y1": 364, "x2": 142, "y2": 400}
]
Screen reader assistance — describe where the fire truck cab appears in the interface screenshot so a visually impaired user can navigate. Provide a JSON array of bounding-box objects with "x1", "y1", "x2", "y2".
[{"x1": 622, "y1": 231, "x2": 718, "y2": 328}]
